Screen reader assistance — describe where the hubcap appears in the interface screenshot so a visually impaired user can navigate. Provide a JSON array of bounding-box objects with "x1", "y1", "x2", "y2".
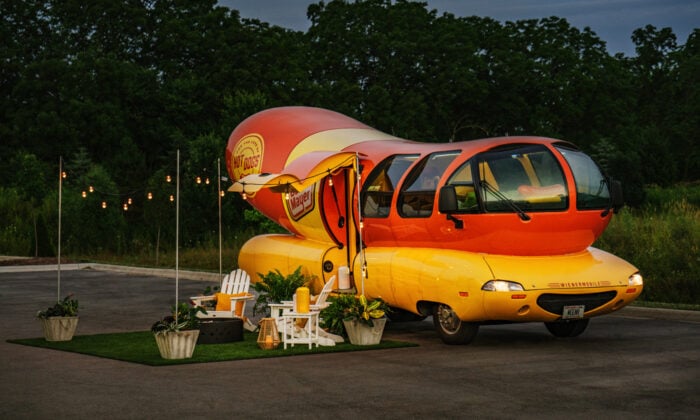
[{"x1": 437, "y1": 304, "x2": 461, "y2": 334}]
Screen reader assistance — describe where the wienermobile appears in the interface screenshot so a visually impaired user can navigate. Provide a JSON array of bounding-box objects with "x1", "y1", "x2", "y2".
[{"x1": 226, "y1": 106, "x2": 643, "y2": 344}]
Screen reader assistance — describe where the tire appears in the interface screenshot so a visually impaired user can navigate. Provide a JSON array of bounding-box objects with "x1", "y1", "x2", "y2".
[
  {"x1": 386, "y1": 307, "x2": 427, "y2": 322},
  {"x1": 544, "y1": 318, "x2": 590, "y2": 338},
  {"x1": 433, "y1": 303, "x2": 479, "y2": 345}
]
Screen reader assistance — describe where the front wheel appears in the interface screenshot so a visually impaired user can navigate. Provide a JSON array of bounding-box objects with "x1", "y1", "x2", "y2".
[
  {"x1": 544, "y1": 318, "x2": 590, "y2": 338},
  {"x1": 433, "y1": 303, "x2": 479, "y2": 345}
]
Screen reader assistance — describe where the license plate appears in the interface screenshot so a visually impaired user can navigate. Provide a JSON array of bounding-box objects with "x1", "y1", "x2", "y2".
[{"x1": 562, "y1": 305, "x2": 585, "y2": 319}]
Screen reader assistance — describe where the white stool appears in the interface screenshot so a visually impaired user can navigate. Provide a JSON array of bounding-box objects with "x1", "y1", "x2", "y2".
[{"x1": 280, "y1": 311, "x2": 320, "y2": 349}]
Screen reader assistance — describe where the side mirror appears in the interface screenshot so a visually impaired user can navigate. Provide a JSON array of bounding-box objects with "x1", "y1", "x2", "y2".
[
  {"x1": 438, "y1": 185, "x2": 463, "y2": 229},
  {"x1": 611, "y1": 179, "x2": 624, "y2": 213},
  {"x1": 438, "y1": 185, "x2": 458, "y2": 214}
]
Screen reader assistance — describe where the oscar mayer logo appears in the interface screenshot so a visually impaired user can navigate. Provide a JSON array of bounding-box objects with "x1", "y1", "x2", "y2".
[
  {"x1": 231, "y1": 134, "x2": 264, "y2": 181},
  {"x1": 286, "y1": 184, "x2": 316, "y2": 221}
]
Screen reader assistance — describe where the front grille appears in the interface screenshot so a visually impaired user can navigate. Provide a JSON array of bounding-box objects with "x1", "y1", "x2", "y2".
[{"x1": 537, "y1": 291, "x2": 617, "y2": 315}]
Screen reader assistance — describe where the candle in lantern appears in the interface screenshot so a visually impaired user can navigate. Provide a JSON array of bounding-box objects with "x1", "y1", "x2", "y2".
[{"x1": 265, "y1": 335, "x2": 273, "y2": 345}]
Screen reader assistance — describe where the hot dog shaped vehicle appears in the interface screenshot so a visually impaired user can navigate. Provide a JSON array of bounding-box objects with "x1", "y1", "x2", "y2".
[{"x1": 226, "y1": 106, "x2": 643, "y2": 344}]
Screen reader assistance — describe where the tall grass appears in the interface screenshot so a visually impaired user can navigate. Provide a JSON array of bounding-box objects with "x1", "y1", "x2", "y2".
[{"x1": 595, "y1": 197, "x2": 700, "y2": 305}]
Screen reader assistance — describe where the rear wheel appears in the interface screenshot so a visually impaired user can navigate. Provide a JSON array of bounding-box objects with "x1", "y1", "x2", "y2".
[
  {"x1": 433, "y1": 303, "x2": 479, "y2": 345},
  {"x1": 544, "y1": 318, "x2": 590, "y2": 338}
]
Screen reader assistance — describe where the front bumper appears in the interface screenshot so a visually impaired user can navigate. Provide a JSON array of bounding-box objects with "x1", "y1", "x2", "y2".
[{"x1": 481, "y1": 284, "x2": 643, "y2": 322}]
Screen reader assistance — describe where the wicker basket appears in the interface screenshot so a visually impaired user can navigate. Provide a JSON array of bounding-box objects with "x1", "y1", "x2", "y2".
[{"x1": 257, "y1": 317, "x2": 281, "y2": 350}]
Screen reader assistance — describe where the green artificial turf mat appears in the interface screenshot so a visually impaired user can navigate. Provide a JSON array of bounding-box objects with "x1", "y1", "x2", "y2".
[{"x1": 8, "y1": 331, "x2": 417, "y2": 366}]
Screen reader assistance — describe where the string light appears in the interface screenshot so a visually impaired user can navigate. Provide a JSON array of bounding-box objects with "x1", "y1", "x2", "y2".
[
  {"x1": 61, "y1": 171, "x2": 67, "y2": 179},
  {"x1": 242, "y1": 192, "x2": 247, "y2": 200},
  {"x1": 147, "y1": 192, "x2": 153, "y2": 200},
  {"x1": 127, "y1": 198, "x2": 132, "y2": 205},
  {"x1": 123, "y1": 203, "x2": 128, "y2": 211},
  {"x1": 81, "y1": 191, "x2": 87, "y2": 198},
  {"x1": 169, "y1": 194, "x2": 174, "y2": 202},
  {"x1": 89, "y1": 186, "x2": 94, "y2": 193},
  {"x1": 166, "y1": 175, "x2": 172, "y2": 183},
  {"x1": 205, "y1": 177, "x2": 210, "y2": 185},
  {"x1": 220, "y1": 190, "x2": 225, "y2": 197},
  {"x1": 196, "y1": 176, "x2": 201, "y2": 184},
  {"x1": 101, "y1": 201, "x2": 107, "y2": 209}
]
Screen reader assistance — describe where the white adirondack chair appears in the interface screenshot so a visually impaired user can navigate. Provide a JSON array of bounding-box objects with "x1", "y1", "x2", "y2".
[{"x1": 191, "y1": 269, "x2": 254, "y2": 329}]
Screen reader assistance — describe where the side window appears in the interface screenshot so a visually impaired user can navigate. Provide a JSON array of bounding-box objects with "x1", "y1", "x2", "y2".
[
  {"x1": 362, "y1": 154, "x2": 418, "y2": 218},
  {"x1": 399, "y1": 151, "x2": 459, "y2": 217},
  {"x1": 446, "y1": 160, "x2": 479, "y2": 213},
  {"x1": 554, "y1": 144, "x2": 610, "y2": 209}
]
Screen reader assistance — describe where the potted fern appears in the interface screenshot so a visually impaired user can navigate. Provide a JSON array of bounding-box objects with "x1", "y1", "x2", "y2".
[
  {"x1": 151, "y1": 302, "x2": 207, "y2": 359},
  {"x1": 252, "y1": 266, "x2": 309, "y2": 317},
  {"x1": 37, "y1": 294, "x2": 79, "y2": 342}
]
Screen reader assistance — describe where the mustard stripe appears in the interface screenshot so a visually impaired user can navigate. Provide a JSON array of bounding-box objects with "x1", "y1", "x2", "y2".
[{"x1": 286, "y1": 128, "x2": 399, "y2": 166}]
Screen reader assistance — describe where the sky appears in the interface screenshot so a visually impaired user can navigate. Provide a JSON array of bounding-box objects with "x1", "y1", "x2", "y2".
[{"x1": 220, "y1": 0, "x2": 699, "y2": 56}]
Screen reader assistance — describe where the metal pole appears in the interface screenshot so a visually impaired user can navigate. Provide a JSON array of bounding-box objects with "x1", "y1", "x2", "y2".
[
  {"x1": 218, "y1": 158, "x2": 222, "y2": 284},
  {"x1": 355, "y1": 153, "x2": 365, "y2": 296},
  {"x1": 57, "y1": 156, "x2": 62, "y2": 302},
  {"x1": 175, "y1": 149, "x2": 180, "y2": 323}
]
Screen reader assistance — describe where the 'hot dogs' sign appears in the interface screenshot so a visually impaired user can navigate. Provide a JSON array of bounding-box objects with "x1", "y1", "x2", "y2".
[{"x1": 231, "y1": 134, "x2": 264, "y2": 181}]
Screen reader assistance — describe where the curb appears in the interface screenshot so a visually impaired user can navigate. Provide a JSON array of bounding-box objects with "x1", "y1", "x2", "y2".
[
  {"x1": 615, "y1": 305, "x2": 700, "y2": 323},
  {"x1": 0, "y1": 262, "x2": 222, "y2": 282}
]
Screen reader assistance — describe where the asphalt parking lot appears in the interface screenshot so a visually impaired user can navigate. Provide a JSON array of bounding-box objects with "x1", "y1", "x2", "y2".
[{"x1": 1, "y1": 265, "x2": 698, "y2": 419}]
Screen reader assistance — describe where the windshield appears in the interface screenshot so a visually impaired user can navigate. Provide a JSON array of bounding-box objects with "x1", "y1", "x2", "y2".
[
  {"x1": 474, "y1": 144, "x2": 568, "y2": 213},
  {"x1": 554, "y1": 145, "x2": 610, "y2": 209}
]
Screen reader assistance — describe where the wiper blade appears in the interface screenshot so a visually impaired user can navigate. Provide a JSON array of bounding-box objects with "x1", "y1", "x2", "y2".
[{"x1": 480, "y1": 180, "x2": 531, "y2": 221}]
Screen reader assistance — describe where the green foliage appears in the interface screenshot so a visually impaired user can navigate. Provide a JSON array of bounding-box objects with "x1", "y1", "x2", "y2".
[
  {"x1": 151, "y1": 302, "x2": 207, "y2": 335},
  {"x1": 244, "y1": 209, "x2": 287, "y2": 234},
  {"x1": 321, "y1": 295, "x2": 390, "y2": 337},
  {"x1": 595, "y1": 190, "x2": 700, "y2": 305},
  {"x1": 252, "y1": 266, "x2": 310, "y2": 316},
  {"x1": 37, "y1": 294, "x2": 79, "y2": 318},
  {"x1": 0, "y1": 188, "x2": 33, "y2": 255}
]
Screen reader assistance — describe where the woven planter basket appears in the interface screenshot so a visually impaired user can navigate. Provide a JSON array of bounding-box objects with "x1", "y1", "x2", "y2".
[
  {"x1": 154, "y1": 330, "x2": 200, "y2": 359},
  {"x1": 343, "y1": 318, "x2": 386, "y2": 345},
  {"x1": 40, "y1": 316, "x2": 79, "y2": 342}
]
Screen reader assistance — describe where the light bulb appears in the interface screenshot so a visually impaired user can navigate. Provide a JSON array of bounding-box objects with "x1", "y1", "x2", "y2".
[
  {"x1": 101, "y1": 201, "x2": 107, "y2": 209},
  {"x1": 147, "y1": 192, "x2": 153, "y2": 200},
  {"x1": 81, "y1": 191, "x2": 87, "y2": 198}
]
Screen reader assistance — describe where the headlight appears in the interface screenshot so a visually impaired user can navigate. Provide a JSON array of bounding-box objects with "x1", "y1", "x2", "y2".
[
  {"x1": 482, "y1": 280, "x2": 524, "y2": 292},
  {"x1": 628, "y1": 273, "x2": 643, "y2": 286}
]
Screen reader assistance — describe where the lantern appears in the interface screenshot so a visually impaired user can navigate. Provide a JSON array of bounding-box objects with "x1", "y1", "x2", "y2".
[{"x1": 257, "y1": 318, "x2": 280, "y2": 350}]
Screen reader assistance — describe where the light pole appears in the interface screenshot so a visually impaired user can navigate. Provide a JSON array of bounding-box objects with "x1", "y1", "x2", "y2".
[{"x1": 57, "y1": 156, "x2": 64, "y2": 302}]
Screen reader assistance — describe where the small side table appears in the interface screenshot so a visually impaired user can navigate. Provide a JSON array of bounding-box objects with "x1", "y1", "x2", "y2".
[{"x1": 281, "y1": 311, "x2": 320, "y2": 349}]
